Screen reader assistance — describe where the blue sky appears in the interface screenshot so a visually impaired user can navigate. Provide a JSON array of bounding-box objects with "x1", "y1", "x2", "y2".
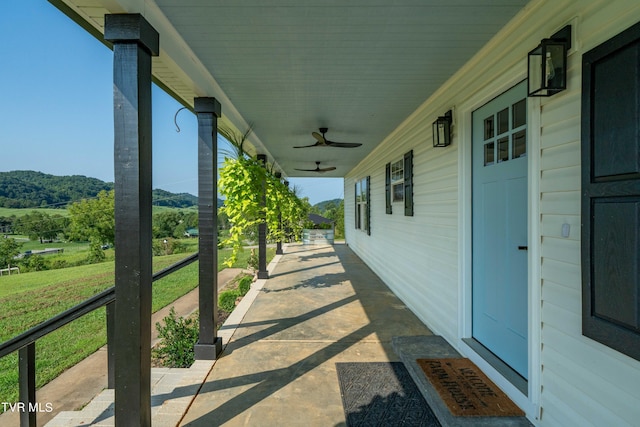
[{"x1": 0, "y1": 1, "x2": 343, "y2": 206}]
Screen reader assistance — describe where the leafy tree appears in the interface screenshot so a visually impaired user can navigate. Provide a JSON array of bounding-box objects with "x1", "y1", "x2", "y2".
[
  {"x1": 174, "y1": 211, "x2": 198, "y2": 238},
  {"x1": 13, "y1": 211, "x2": 63, "y2": 243},
  {"x1": 217, "y1": 209, "x2": 230, "y2": 230},
  {"x1": 0, "y1": 215, "x2": 16, "y2": 235},
  {"x1": 153, "y1": 210, "x2": 184, "y2": 238},
  {"x1": 323, "y1": 199, "x2": 344, "y2": 238},
  {"x1": 0, "y1": 237, "x2": 22, "y2": 268},
  {"x1": 68, "y1": 190, "x2": 115, "y2": 247}
]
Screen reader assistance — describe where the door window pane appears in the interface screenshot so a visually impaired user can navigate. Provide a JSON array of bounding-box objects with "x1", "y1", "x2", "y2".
[
  {"x1": 497, "y1": 108, "x2": 509, "y2": 134},
  {"x1": 512, "y1": 99, "x2": 526, "y2": 128},
  {"x1": 484, "y1": 142, "x2": 495, "y2": 166},
  {"x1": 498, "y1": 137, "x2": 509, "y2": 162},
  {"x1": 513, "y1": 130, "x2": 527, "y2": 158},
  {"x1": 484, "y1": 116, "x2": 494, "y2": 140}
]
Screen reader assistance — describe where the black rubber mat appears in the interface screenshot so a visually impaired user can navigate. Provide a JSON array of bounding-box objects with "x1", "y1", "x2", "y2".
[{"x1": 336, "y1": 362, "x2": 441, "y2": 427}]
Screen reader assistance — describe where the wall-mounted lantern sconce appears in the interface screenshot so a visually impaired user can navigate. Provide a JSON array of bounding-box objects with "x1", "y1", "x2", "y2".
[
  {"x1": 432, "y1": 110, "x2": 452, "y2": 147},
  {"x1": 528, "y1": 25, "x2": 571, "y2": 97}
]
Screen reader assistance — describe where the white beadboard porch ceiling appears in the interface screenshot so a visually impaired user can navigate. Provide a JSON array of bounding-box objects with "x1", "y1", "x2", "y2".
[{"x1": 54, "y1": 0, "x2": 530, "y2": 178}]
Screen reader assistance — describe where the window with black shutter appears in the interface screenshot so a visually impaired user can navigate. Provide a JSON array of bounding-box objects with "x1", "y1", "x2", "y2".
[{"x1": 581, "y1": 21, "x2": 640, "y2": 361}]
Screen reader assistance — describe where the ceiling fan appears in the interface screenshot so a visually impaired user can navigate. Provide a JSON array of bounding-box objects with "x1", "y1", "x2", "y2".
[
  {"x1": 294, "y1": 161, "x2": 337, "y2": 173},
  {"x1": 294, "y1": 127, "x2": 362, "y2": 148}
]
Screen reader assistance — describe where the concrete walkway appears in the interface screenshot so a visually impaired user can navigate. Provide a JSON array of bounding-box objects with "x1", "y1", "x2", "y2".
[{"x1": 180, "y1": 243, "x2": 433, "y2": 426}]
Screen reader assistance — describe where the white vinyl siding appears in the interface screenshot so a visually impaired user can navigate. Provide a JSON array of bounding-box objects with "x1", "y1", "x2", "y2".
[
  {"x1": 346, "y1": 117, "x2": 459, "y2": 345},
  {"x1": 345, "y1": 0, "x2": 640, "y2": 425},
  {"x1": 537, "y1": 1, "x2": 640, "y2": 425}
]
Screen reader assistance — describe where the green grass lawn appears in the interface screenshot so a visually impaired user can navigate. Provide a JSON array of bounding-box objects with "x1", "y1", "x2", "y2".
[{"x1": 0, "y1": 246, "x2": 275, "y2": 410}]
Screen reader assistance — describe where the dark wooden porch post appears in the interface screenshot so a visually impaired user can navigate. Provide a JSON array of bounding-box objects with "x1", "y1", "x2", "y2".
[
  {"x1": 257, "y1": 154, "x2": 269, "y2": 279},
  {"x1": 275, "y1": 172, "x2": 283, "y2": 255},
  {"x1": 194, "y1": 97, "x2": 223, "y2": 359},
  {"x1": 18, "y1": 343, "x2": 36, "y2": 427},
  {"x1": 105, "y1": 14, "x2": 158, "y2": 427}
]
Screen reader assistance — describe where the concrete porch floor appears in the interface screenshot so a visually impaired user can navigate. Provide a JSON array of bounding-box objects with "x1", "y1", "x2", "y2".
[
  {"x1": 180, "y1": 242, "x2": 433, "y2": 426},
  {"x1": 43, "y1": 242, "x2": 434, "y2": 426}
]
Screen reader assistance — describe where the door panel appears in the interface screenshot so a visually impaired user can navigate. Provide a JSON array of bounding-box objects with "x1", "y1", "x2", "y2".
[{"x1": 472, "y1": 80, "x2": 528, "y2": 379}]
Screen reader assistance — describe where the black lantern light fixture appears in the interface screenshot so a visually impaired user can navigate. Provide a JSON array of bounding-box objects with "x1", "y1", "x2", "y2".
[
  {"x1": 528, "y1": 25, "x2": 571, "y2": 97},
  {"x1": 432, "y1": 110, "x2": 452, "y2": 147}
]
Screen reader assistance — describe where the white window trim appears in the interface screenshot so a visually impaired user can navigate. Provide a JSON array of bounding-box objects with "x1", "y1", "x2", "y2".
[{"x1": 356, "y1": 177, "x2": 369, "y2": 233}]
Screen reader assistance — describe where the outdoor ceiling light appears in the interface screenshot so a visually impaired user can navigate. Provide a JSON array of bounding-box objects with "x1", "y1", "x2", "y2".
[
  {"x1": 528, "y1": 25, "x2": 571, "y2": 97},
  {"x1": 432, "y1": 110, "x2": 452, "y2": 147}
]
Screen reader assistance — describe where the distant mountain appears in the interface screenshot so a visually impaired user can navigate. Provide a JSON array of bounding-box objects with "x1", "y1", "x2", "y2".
[
  {"x1": 0, "y1": 171, "x2": 202, "y2": 209},
  {"x1": 152, "y1": 189, "x2": 199, "y2": 208},
  {"x1": 313, "y1": 198, "x2": 342, "y2": 211}
]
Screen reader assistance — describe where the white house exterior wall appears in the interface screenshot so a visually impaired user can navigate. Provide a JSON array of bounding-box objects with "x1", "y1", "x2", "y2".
[{"x1": 344, "y1": 0, "x2": 640, "y2": 425}]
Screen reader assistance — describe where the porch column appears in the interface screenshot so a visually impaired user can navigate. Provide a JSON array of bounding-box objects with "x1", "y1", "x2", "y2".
[
  {"x1": 257, "y1": 154, "x2": 269, "y2": 279},
  {"x1": 194, "y1": 97, "x2": 223, "y2": 359},
  {"x1": 105, "y1": 14, "x2": 158, "y2": 427},
  {"x1": 283, "y1": 180, "x2": 289, "y2": 243},
  {"x1": 275, "y1": 172, "x2": 283, "y2": 255}
]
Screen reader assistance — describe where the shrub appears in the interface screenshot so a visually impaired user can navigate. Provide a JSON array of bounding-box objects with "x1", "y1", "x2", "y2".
[
  {"x1": 153, "y1": 307, "x2": 199, "y2": 368},
  {"x1": 50, "y1": 259, "x2": 68, "y2": 270},
  {"x1": 247, "y1": 248, "x2": 258, "y2": 270},
  {"x1": 86, "y1": 240, "x2": 106, "y2": 263},
  {"x1": 237, "y1": 275, "x2": 252, "y2": 296},
  {"x1": 152, "y1": 238, "x2": 189, "y2": 256},
  {"x1": 218, "y1": 289, "x2": 240, "y2": 312},
  {"x1": 20, "y1": 254, "x2": 49, "y2": 272}
]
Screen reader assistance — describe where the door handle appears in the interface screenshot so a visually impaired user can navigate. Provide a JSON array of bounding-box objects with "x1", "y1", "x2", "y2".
[{"x1": 518, "y1": 246, "x2": 528, "y2": 251}]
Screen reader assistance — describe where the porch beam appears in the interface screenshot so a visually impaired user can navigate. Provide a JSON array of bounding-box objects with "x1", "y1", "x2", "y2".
[
  {"x1": 194, "y1": 97, "x2": 223, "y2": 359},
  {"x1": 105, "y1": 13, "x2": 158, "y2": 427},
  {"x1": 257, "y1": 154, "x2": 269, "y2": 279}
]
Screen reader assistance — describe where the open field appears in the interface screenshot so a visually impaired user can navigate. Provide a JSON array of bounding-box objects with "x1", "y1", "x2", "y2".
[
  {"x1": 0, "y1": 207, "x2": 69, "y2": 218},
  {"x1": 0, "y1": 246, "x2": 275, "y2": 409},
  {"x1": 0, "y1": 206, "x2": 196, "y2": 218}
]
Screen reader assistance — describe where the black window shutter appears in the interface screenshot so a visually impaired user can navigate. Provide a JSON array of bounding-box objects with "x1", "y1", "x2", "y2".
[
  {"x1": 404, "y1": 150, "x2": 414, "y2": 216},
  {"x1": 385, "y1": 163, "x2": 392, "y2": 214},
  {"x1": 581, "y1": 21, "x2": 640, "y2": 362},
  {"x1": 366, "y1": 176, "x2": 371, "y2": 235},
  {"x1": 354, "y1": 182, "x2": 358, "y2": 229}
]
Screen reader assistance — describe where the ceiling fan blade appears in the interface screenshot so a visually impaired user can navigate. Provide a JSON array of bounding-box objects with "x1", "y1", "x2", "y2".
[
  {"x1": 293, "y1": 141, "x2": 322, "y2": 148},
  {"x1": 295, "y1": 161, "x2": 336, "y2": 173},
  {"x1": 312, "y1": 131, "x2": 326, "y2": 144},
  {"x1": 325, "y1": 141, "x2": 362, "y2": 148}
]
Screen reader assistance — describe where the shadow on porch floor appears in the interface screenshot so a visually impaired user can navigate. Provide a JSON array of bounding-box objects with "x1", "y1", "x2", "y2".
[{"x1": 179, "y1": 242, "x2": 433, "y2": 426}]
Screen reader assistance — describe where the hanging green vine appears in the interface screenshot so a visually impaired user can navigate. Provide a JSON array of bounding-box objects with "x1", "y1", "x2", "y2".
[{"x1": 218, "y1": 131, "x2": 309, "y2": 267}]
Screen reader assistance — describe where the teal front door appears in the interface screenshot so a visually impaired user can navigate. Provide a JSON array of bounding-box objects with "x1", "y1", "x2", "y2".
[{"x1": 472, "y1": 81, "x2": 528, "y2": 379}]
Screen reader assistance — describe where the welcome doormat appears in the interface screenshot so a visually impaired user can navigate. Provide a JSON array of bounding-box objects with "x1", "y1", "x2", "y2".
[
  {"x1": 336, "y1": 362, "x2": 441, "y2": 426},
  {"x1": 416, "y1": 358, "x2": 525, "y2": 417}
]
